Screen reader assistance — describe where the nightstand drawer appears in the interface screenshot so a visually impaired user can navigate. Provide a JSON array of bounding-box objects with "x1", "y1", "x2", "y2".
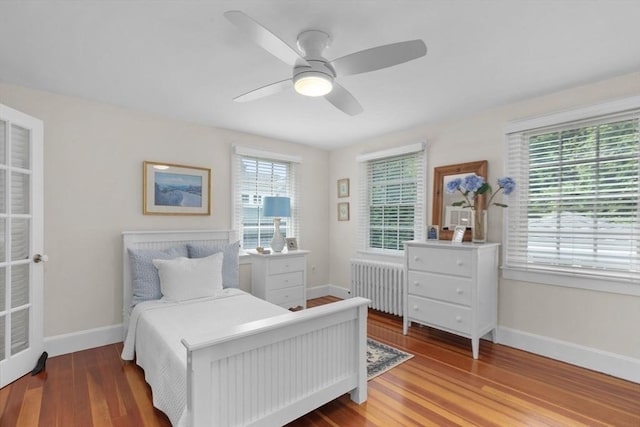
[
  {"x1": 407, "y1": 296, "x2": 471, "y2": 335},
  {"x1": 266, "y1": 271, "x2": 304, "y2": 290},
  {"x1": 267, "y1": 257, "x2": 305, "y2": 275},
  {"x1": 408, "y1": 270, "x2": 472, "y2": 305},
  {"x1": 408, "y1": 247, "x2": 472, "y2": 277},
  {"x1": 269, "y1": 286, "x2": 304, "y2": 308}
]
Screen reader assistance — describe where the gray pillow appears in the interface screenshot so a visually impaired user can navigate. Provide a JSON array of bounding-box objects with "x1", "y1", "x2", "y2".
[
  {"x1": 187, "y1": 241, "x2": 240, "y2": 289},
  {"x1": 128, "y1": 245, "x2": 188, "y2": 307}
]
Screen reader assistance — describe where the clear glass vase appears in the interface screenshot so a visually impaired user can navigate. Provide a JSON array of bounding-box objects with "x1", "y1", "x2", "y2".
[{"x1": 472, "y1": 210, "x2": 487, "y2": 243}]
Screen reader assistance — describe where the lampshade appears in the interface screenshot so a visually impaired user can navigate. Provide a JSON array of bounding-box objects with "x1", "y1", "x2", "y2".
[
  {"x1": 294, "y1": 71, "x2": 333, "y2": 97},
  {"x1": 263, "y1": 196, "x2": 291, "y2": 217}
]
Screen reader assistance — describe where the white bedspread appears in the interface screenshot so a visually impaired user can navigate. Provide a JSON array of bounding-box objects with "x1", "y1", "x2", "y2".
[{"x1": 121, "y1": 289, "x2": 288, "y2": 426}]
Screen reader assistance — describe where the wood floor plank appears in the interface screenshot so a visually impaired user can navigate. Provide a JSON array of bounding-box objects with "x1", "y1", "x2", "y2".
[{"x1": 1, "y1": 296, "x2": 639, "y2": 426}]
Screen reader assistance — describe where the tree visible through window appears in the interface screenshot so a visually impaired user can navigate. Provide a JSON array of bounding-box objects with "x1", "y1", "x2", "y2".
[{"x1": 505, "y1": 114, "x2": 640, "y2": 281}]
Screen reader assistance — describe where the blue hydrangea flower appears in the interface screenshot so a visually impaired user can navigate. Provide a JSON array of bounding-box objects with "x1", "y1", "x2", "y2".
[
  {"x1": 445, "y1": 177, "x2": 462, "y2": 193},
  {"x1": 461, "y1": 174, "x2": 485, "y2": 193},
  {"x1": 498, "y1": 177, "x2": 516, "y2": 195}
]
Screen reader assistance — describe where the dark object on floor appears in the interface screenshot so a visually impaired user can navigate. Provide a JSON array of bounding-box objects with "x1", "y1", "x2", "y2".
[{"x1": 31, "y1": 351, "x2": 48, "y2": 375}]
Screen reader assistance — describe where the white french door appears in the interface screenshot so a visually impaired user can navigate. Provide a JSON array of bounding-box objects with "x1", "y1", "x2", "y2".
[{"x1": 0, "y1": 104, "x2": 44, "y2": 388}]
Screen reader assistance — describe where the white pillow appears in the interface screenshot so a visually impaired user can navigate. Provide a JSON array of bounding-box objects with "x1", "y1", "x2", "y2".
[{"x1": 152, "y1": 252, "x2": 224, "y2": 302}]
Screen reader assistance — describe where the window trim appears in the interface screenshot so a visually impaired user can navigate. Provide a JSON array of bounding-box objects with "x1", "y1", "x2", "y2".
[
  {"x1": 231, "y1": 146, "x2": 300, "y2": 251},
  {"x1": 357, "y1": 142, "x2": 427, "y2": 254},
  {"x1": 503, "y1": 96, "x2": 640, "y2": 296}
]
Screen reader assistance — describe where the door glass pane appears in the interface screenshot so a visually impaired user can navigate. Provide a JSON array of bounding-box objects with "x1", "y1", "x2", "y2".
[
  {"x1": 0, "y1": 120, "x2": 5, "y2": 165},
  {"x1": 0, "y1": 218, "x2": 4, "y2": 262},
  {"x1": 0, "y1": 170, "x2": 5, "y2": 214},
  {"x1": 11, "y1": 308, "x2": 29, "y2": 355},
  {"x1": 0, "y1": 315, "x2": 5, "y2": 360},
  {"x1": 0, "y1": 267, "x2": 5, "y2": 311},
  {"x1": 11, "y1": 264, "x2": 29, "y2": 307},
  {"x1": 11, "y1": 218, "x2": 29, "y2": 261},
  {"x1": 11, "y1": 172, "x2": 30, "y2": 214},
  {"x1": 11, "y1": 124, "x2": 30, "y2": 170}
]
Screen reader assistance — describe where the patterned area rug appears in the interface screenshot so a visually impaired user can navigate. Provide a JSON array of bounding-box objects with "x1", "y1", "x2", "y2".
[{"x1": 367, "y1": 338, "x2": 413, "y2": 380}]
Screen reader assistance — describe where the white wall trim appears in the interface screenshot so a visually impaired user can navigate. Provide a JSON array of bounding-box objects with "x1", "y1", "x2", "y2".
[
  {"x1": 355, "y1": 141, "x2": 425, "y2": 162},
  {"x1": 497, "y1": 326, "x2": 640, "y2": 384},
  {"x1": 44, "y1": 324, "x2": 122, "y2": 357},
  {"x1": 504, "y1": 95, "x2": 640, "y2": 134},
  {"x1": 307, "y1": 284, "x2": 352, "y2": 300},
  {"x1": 233, "y1": 144, "x2": 302, "y2": 164}
]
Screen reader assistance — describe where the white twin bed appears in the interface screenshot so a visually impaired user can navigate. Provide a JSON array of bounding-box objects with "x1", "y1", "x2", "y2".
[{"x1": 121, "y1": 230, "x2": 369, "y2": 427}]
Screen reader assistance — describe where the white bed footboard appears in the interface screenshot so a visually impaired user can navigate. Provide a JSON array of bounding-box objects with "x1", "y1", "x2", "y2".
[{"x1": 182, "y1": 297, "x2": 369, "y2": 427}]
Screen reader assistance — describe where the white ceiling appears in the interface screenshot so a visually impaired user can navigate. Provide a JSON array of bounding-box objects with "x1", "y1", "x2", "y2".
[{"x1": 1, "y1": 1, "x2": 640, "y2": 150}]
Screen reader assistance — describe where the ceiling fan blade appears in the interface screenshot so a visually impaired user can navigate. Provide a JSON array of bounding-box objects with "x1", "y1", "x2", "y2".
[
  {"x1": 233, "y1": 79, "x2": 293, "y2": 102},
  {"x1": 224, "y1": 11, "x2": 309, "y2": 67},
  {"x1": 324, "y1": 83, "x2": 363, "y2": 116},
  {"x1": 330, "y1": 39, "x2": 426, "y2": 77}
]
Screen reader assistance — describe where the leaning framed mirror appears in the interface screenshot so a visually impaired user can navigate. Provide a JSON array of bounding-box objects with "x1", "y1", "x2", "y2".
[{"x1": 432, "y1": 160, "x2": 488, "y2": 241}]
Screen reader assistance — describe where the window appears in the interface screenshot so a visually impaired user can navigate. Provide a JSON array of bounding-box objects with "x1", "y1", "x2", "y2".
[
  {"x1": 358, "y1": 143, "x2": 426, "y2": 253},
  {"x1": 504, "y1": 99, "x2": 640, "y2": 293},
  {"x1": 232, "y1": 147, "x2": 299, "y2": 250}
]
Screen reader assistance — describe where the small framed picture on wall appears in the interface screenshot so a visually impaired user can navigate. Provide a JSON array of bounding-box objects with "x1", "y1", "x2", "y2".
[
  {"x1": 338, "y1": 202, "x2": 350, "y2": 221},
  {"x1": 337, "y1": 178, "x2": 350, "y2": 198}
]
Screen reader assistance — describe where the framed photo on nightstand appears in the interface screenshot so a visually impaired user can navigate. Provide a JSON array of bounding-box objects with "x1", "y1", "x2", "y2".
[{"x1": 286, "y1": 237, "x2": 298, "y2": 251}]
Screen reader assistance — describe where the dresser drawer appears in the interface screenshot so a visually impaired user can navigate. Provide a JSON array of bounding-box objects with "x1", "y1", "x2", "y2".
[
  {"x1": 267, "y1": 257, "x2": 305, "y2": 275},
  {"x1": 268, "y1": 286, "x2": 304, "y2": 308},
  {"x1": 408, "y1": 270, "x2": 472, "y2": 306},
  {"x1": 407, "y1": 296, "x2": 471, "y2": 335},
  {"x1": 408, "y1": 247, "x2": 472, "y2": 277},
  {"x1": 266, "y1": 271, "x2": 304, "y2": 290}
]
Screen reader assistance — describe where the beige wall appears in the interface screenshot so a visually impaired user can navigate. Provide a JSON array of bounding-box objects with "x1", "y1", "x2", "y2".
[
  {"x1": 0, "y1": 83, "x2": 330, "y2": 337},
  {"x1": 328, "y1": 71, "x2": 640, "y2": 359}
]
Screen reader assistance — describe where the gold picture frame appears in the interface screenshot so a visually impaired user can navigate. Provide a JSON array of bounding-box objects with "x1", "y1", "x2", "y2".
[
  {"x1": 143, "y1": 161, "x2": 211, "y2": 215},
  {"x1": 338, "y1": 202, "x2": 350, "y2": 221},
  {"x1": 432, "y1": 160, "x2": 488, "y2": 241},
  {"x1": 337, "y1": 178, "x2": 350, "y2": 198}
]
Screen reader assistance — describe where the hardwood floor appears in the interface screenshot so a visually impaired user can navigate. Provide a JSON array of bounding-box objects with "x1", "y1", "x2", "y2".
[{"x1": 1, "y1": 296, "x2": 639, "y2": 426}]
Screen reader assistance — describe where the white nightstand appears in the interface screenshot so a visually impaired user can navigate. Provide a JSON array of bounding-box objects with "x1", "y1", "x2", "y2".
[{"x1": 248, "y1": 250, "x2": 310, "y2": 310}]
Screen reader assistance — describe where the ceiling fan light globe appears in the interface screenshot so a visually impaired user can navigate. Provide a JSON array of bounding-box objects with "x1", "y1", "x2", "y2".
[{"x1": 294, "y1": 73, "x2": 333, "y2": 97}]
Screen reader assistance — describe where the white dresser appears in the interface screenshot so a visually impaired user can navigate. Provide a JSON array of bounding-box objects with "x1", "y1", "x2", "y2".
[
  {"x1": 249, "y1": 250, "x2": 310, "y2": 310},
  {"x1": 403, "y1": 240, "x2": 499, "y2": 359}
]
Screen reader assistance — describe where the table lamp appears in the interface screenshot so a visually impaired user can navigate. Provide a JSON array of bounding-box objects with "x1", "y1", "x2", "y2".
[{"x1": 262, "y1": 196, "x2": 291, "y2": 252}]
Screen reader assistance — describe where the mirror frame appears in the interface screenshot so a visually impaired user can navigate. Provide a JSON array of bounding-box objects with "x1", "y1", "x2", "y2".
[{"x1": 432, "y1": 160, "x2": 488, "y2": 241}]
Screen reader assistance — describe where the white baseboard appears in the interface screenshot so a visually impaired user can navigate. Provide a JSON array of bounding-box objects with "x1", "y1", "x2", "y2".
[
  {"x1": 307, "y1": 284, "x2": 352, "y2": 300},
  {"x1": 44, "y1": 324, "x2": 123, "y2": 357},
  {"x1": 498, "y1": 326, "x2": 640, "y2": 384}
]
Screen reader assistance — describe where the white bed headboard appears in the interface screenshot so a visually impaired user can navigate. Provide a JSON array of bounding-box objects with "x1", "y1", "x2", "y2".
[{"x1": 122, "y1": 229, "x2": 237, "y2": 338}]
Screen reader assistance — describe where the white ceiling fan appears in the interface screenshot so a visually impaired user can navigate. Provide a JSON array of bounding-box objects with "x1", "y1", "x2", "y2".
[{"x1": 224, "y1": 10, "x2": 427, "y2": 116}]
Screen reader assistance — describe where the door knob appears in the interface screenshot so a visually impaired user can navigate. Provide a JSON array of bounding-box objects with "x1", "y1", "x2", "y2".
[{"x1": 33, "y1": 254, "x2": 49, "y2": 263}]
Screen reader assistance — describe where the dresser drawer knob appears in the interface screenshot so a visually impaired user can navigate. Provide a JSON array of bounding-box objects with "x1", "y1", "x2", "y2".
[
  {"x1": 456, "y1": 288, "x2": 463, "y2": 295},
  {"x1": 413, "y1": 305, "x2": 419, "y2": 311},
  {"x1": 413, "y1": 281, "x2": 420, "y2": 287},
  {"x1": 413, "y1": 256, "x2": 420, "y2": 262},
  {"x1": 455, "y1": 316, "x2": 462, "y2": 322},
  {"x1": 456, "y1": 260, "x2": 463, "y2": 266}
]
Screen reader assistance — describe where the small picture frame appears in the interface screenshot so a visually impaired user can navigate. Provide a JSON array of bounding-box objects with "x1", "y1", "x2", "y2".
[
  {"x1": 427, "y1": 225, "x2": 439, "y2": 240},
  {"x1": 337, "y1": 178, "x2": 350, "y2": 198},
  {"x1": 338, "y1": 202, "x2": 350, "y2": 221},
  {"x1": 452, "y1": 226, "x2": 465, "y2": 243},
  {"x1": 286, "y1": 237, "x2": 298, "y2": 251},
  {"x1": 143, "y1": 161, "x2": 211, "y2": 215}
]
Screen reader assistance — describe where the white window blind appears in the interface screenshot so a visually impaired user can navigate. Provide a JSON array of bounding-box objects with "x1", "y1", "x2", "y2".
[
  {"x1": 358, "y1": 145, "x2": 425, "y2": 252},
  {"x1": 232, "y1": 149, "x2": 299, "y2": 250},
  {"x1": 505, "y1": 110, "x2": 640, "y2": 284}
]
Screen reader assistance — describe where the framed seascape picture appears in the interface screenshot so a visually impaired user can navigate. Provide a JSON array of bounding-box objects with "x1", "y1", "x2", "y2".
[
  {"x1": 337, "y1": 178, "x2": 350, "y2": 198},
  {"x1": 143, "y1": 161, "x2": 211, "y2": 215},
  {"x1": 338, "y1": 202, "x2": 350, "y2": 221}
]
